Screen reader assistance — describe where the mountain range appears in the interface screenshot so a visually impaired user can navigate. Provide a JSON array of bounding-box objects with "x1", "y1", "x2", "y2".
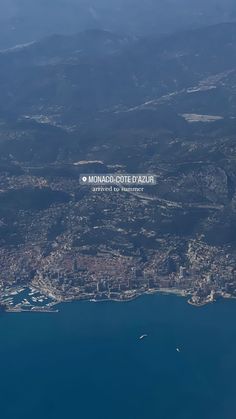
[
  {"x1": 1, "y1": 0, "x2": 236, "y2": 49},
  {"x1": 0, "y1": 23, "x2": 236, "y2": 161},
  {"x1": 1, "y1": 22, "x2": 236, "y2": 250}
]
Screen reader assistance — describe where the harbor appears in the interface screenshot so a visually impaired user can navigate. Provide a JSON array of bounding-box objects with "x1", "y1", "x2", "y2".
[{"x1": 0, "y1": 286, "x2": 59, "y2": 313}]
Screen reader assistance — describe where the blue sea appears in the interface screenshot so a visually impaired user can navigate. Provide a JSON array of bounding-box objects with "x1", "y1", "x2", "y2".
[{"x1": 0, "y1": 294, "x2": 236, "y2": 419}]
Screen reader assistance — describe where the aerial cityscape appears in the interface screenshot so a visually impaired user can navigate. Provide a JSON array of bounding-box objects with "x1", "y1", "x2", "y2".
[{"x1": 1, "y1": 165, "x2": 236, "y2": 312}]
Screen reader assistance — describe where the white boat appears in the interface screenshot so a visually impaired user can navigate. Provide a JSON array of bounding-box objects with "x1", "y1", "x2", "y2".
[
  {"x1": 139, "y1": 334, "x2": 148, "y2": 340},
  {"x1": 176, "y1": 347, "x2": 180, "y2": 352}
]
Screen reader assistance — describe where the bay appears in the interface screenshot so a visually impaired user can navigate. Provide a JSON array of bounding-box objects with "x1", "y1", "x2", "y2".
[{"x1": 0, "y1": 294, "x2": 236, "y2": 419}]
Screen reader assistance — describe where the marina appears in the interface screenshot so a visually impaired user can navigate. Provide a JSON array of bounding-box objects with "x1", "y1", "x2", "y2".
[{"x1": 0, "y1": 286, "x2": 58, "y2": 313}]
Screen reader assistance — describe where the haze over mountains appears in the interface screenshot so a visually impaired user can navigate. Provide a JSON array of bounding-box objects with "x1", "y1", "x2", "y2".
[
  {"x1": 1, "y1": 0, "x2": 236, "y2": 49},
  {"x1": 0, "y1": 23, "x2": 236, "y2": 138}
]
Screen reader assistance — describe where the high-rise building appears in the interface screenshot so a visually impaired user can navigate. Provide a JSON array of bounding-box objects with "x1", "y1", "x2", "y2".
[{"x1": 179, "y1": 266, "x2": 186, "y2": 279}]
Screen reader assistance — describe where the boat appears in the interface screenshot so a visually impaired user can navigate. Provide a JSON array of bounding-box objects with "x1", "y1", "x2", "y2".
[
  {"x1": 139, "y1": 334, "x2": 148, "y2": 340},
  {"x1": 176, "y1": 347, "x2": 180, "y2": 352}
]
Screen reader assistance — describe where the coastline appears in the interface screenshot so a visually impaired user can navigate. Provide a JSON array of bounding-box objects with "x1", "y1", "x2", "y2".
[
  {"x1": 2, "y1": 287, "x2": 188, "y2": 313},
  {"x1": 187, "y1": 299, "x2": 210, "y2": 308},
  {"x1": 3, "y1": 286, "x2": 235, "y2": 313}
]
